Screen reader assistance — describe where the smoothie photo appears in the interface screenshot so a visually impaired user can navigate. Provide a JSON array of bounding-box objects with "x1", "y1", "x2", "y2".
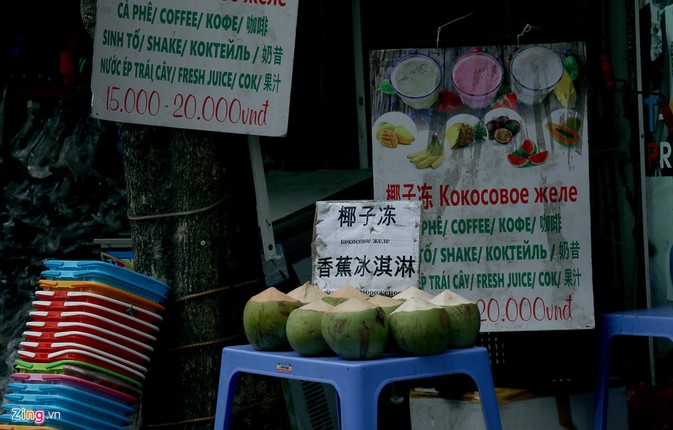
[
  {"x1": 509, "y1": 46, "x2": 564, "y2": 105},
  {"x1": 451, "y1": 51, "x2": 503, "y2": 110},
  {"x1": 389, "y1": 54, "x2": 442, "y2": 110}
]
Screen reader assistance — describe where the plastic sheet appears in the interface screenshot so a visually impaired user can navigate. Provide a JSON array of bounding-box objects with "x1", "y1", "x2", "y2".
[{"x1": 0, "y1": 96, "x2": 128, "y2": 396}]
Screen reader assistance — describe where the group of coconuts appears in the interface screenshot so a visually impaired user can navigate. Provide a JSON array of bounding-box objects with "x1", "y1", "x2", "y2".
[{"x1": 242, "y1": 282, "x2": 481, "y2": 360}]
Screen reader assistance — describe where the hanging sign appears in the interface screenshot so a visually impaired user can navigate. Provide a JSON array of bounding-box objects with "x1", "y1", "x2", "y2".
[
  {"x1": 311, "y1": 200, "x2": 421, "y2": 295},
  {"x1": 369, "y1": 42, "x2": 594, "y2": 332},
  {"x1": 89, "y1": 0, "x2": 298, "y2": 137}
]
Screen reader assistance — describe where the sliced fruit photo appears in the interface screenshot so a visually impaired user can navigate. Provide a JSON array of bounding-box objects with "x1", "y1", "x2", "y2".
[
  {"x1": 372, "y1": 112, "x2": 418, "y2": 149},
  {"x1": 507, "y1": 139, "x2": 548, "y2": 168},
  {"x1": 544, "y1": 109, "x2": 583, "y2": 147},
  {"x1": 444, "y1": 114, "x2": 486, "y2": 150},
  {"x1": 484, "y1": 108, "x2": 523, "y2": 146},
  {"x1": 408, "y1": 133, "x2": 445, "y2": 169},
  {"x1": 490, "y1": 89, "x2": 518, "y2": 110},
  {"x1": 435, "y1": 90, "x2": 464, "y2": 113},
  {"x1": 519, "y1": 138, "x2": 536, "y2": 156},
  {"x1": 547, "y1": 122, "x2": 580, "y2": 146},
  {"x1": 528, "y1": 150, "x2": 549, "y2": 165},
  {"x1": 507, "y1": 153, "x2": 530, "y2": 168}
]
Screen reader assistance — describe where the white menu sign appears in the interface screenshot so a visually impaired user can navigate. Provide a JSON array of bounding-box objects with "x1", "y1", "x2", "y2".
[
  {"x1": 370, "y1": 42, "x2": 595, "y2": 332},
  {"x1": 311, "y1": 200, "x2": 421, "y2": 295},
  {"x1": 90, "y1": 0, "x2": 298, "y2": 136}
]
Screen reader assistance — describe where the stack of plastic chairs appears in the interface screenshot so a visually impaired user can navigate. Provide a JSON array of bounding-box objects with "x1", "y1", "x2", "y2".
[{"x1": 1, "y1": 260, "x2": 170, "y2": 430}]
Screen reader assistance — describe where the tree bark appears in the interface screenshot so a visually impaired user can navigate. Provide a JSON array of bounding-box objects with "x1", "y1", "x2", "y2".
[
  {"x1": 80, "y1": 2, "x2": 289, "y2": 428},
  {"x1": 119, "y1": 125, "x2": 267, "y2": 429}
]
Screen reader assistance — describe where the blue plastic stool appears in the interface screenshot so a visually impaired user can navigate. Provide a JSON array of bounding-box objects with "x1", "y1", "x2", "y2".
[
  {"x1": 214, "y1": 344, "x2": 503, "y2": 430},
  {"x1": 594, "y1": 306, "x2": 673, "y2": 430}
]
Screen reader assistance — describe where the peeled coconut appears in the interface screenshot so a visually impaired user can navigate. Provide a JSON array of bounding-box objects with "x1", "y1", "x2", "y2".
[
  {"x1": 286, "y1": 300, "x2": 334, "y2": 356},
  {"x1": 368, "y1": 295, "x2": 403, "y2": 316},
  {"x1": 287, "y1": 281, "x2": 328, "y2": 304},
  {"x1": 243, "y1": 287, "x2": 303, "y2": 351},
  {"x1": 389, "y1": 297, "x2": 450, "y2": 356},
  {"x1": 322, "y1": 284, "x2": 370, "y2": 306},
  {"x1": 429, "y1": 290, "x2": 481, "y2": 348},
  {"x1": 392, "y1": 286, "x2": 434, "y2": 302},
  {"x1": 321, "y1": 298, "x2": 388, "y2": 360}
]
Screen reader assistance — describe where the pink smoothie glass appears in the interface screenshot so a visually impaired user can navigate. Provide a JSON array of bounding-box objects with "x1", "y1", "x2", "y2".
[{"x1": 451, "y1": 51, "x2": 504, "y2": 110}]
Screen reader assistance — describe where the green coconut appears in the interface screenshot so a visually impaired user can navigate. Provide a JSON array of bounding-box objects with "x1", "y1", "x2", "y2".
[
  {"x1": 389, "y1": 297, "x2": 451, "y2": 356},
  {"x1": 243, "y1": 287, "x2": 303, "y2": 351},
  {"x1": 322, "y1": 284, "x2": 370, "y2": 306},
  {"x1": 429, "y1": 290, "x2": 481, "y2": 348},
  {"x1": 368, "y1": 295, "x2": 403, "y2": 352},
  {"x1": 286, "y1": 300, "x2": 334, "y2": 356},
  {"x1": 368, "y1": 295, "x2": 403, "y2": 315},
  {"x1": 392, "y1": 286, "x2": 434, "y2": 302},
  {"x1": 321, "y1": 298, "x2": 389, "y2": 360},
  {"x1": 287, "y1": 281, "x2": 328, "y2": 304}
]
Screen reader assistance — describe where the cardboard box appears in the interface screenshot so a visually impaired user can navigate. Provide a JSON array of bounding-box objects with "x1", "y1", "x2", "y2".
[{"x1": 409, "y1": 386, "x2": 628, "y2": 430}]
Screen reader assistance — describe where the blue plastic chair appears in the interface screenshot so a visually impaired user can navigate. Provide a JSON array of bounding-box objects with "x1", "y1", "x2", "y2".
[
  {"x1": 214, "y1": 344, "x2": 503, "y2": 430},
  {"x1": 593, "y1": 306, "x2": 673, "y2": 429}
]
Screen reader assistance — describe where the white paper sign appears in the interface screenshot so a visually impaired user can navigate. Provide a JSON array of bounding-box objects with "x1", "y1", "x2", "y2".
[
  {"x1": 90, "y1": 0, "x2": 298, "y2": 136},
  {"x1": 311, "y1": 200, "x2": 421, "y2": 295}
]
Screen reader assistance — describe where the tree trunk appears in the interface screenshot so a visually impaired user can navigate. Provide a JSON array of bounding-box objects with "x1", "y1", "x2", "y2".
[
  {"x1": 80, "y1": 2, "x2": 291, "y2": 428},
  {"x1": 121, "y1": 125, "x2": 276, "y2": 429}
]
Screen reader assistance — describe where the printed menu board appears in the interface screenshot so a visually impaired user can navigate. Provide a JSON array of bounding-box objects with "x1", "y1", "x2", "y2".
[
  {"x1": 89, "y1": 0, "x2": 298, "y2": 137},
  {"x1": 370, "y1": 42, "x2": 594, "y2": 332}
]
